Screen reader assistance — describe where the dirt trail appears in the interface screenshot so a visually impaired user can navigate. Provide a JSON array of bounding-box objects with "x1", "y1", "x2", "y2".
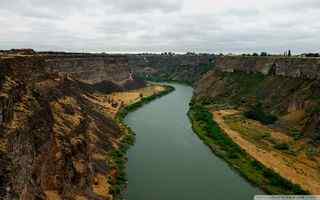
[{"x1": 212, "y1": 110, "x2": 320, "y2": 194}]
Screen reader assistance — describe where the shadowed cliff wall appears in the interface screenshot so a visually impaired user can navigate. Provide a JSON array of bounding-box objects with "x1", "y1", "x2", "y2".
[
  {"x1": 129, "y1": 54, "x2": 215, "y2": 84},
  {"x1": 45, "y1": 55, "x2": 131, "y2": 84}
]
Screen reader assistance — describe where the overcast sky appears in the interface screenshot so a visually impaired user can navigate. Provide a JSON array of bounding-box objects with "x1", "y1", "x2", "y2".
[{"x1": 0, "y1": 0, "x2": 319, "y2": 53}]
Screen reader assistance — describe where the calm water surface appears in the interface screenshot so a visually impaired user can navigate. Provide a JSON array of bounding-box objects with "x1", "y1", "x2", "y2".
[{"x1": 124, "y1": 83, "x2": 263, "y2": 200}]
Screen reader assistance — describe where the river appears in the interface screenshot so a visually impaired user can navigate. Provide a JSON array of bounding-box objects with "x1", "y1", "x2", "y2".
[{"x1": 124, "y1": 83, "x2": 263, "y2": 200}]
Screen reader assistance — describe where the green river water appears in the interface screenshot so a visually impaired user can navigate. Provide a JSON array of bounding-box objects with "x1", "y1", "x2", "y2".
[{"x1": 124, "y1": 83, "x2": 263, "y2": 200}]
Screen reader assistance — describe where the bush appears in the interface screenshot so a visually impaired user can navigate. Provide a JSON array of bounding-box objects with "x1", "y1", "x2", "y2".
[
  {"x1": 260, "y1": 52, "x2": 268, "y2": 56},
  {"x1": 244, "y1": 103, "x2": 277, "y2": 125},
  {"x1": 291, "y1": 130, "x2": 303, "y2": 140},
  {"x1": 306, "y1": 146, "x2": 319, "y2": 157},
  {"x1": 274, "y1": 143, "x2": 290, "y2": 150}
]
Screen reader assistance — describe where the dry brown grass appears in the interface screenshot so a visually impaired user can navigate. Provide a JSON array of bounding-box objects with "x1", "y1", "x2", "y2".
[
  {"x1": 92, "y1": 173, "x2": 112, "y2": 199},
  {"x1": 44, "y1": 191, "x2": 62, "y2": 200},
  {"x1": 0, "y1": 139, "x2": 6, "y2": 153},
  {"x1": 213, "y1": 109, "x2": 320, "y2": 194},
  {"x1": 74, "y1": 195, "x2": 88, "y2": 200},
  {"x1": 84, "y1": 84, "x2": 166, "y2": 118}
]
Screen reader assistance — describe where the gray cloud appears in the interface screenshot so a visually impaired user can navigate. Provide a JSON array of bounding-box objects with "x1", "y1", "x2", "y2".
[
  {"x1": 108, "y1": 0, "x2": 182, "y2": 13},
  {"x1": 0, "y1": 0, "x2": 319, "y2": 53}
]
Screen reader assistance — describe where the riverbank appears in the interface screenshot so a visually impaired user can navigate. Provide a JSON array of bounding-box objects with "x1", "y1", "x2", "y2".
[
  {"x1": 213, "y1": 109, "x2": 320, "y2": 194},
  {"x1": 188, "y1": 104, "x2": 308, "y2": 195},
  {"x1": 107, "y1": 84, "x2": 175, "y2": 198},
  {"x1": 144, "y1": 77, "x2": 194, "y2": 86}
]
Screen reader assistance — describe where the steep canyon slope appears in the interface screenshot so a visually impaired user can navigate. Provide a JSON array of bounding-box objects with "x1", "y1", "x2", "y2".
[
  {"x1": 192, "y1": 56, "x2": 320, "y2": 194},
  {"x1": 194, "y1": 56, "x2": 320, "y2": 139},
  {"x1": 128, "y1": 53, "x2": 215, "y2": 84},
  {"x1": 0, "y1": 54, "x2": 145, "y2": 200}
]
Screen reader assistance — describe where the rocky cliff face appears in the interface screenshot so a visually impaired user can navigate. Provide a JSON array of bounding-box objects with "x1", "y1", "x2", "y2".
[
  {"x1": 194, "y1": 56, "x2": 320, "y2": 140},
  {"x1": 129, "y1": 54, "x2": 215, "y2": 84},
  {"x1": 45, "y1": 55, "x2": 132, "y2": 85},
  {"x1": 0, "y1": 55, "x2": 140, "y2": 200},
  {"x1": 215, "y1": 56, "x2": 320, "y2": 79}
]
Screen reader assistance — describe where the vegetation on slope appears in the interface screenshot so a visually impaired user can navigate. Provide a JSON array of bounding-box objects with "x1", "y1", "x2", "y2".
[
  {"x1": 188, "y1": 103, "x2": 308, "y2": 195},
  {"x1": 195, "y1": 70, "x2": 320, "y2": 137},
  {"x1": 244, "y1": 103, "x2": 278, "y2": 125},
  {"x1": 131, "y1": 54, "x2": 215, "y2": 85}
]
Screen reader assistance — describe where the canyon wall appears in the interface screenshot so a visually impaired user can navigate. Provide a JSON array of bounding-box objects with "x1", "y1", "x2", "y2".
[
  {"x1": 194, "y1": 56, "x2": 320, "y2": 139},
  {"x1": 129, "y1": 53, "x2": 215, "y2": 84},
  {"x1": 0, "y1": 54, "x2": 137, "y2": 85},
  {"x1": 0, "y1": 56, "x2": 50, "y2": 127},
  {"x1": 0, "y1": 54, "x2": 141, "y2": 200},
  {"x1": 215, "y1": 56, "x2": 320, "y2": 79},
  {"x1": 45, "y1": 55, "x2": 132, "y2": 84},
  {"x1": 0, "y1": 53, "x2": 143, "y2": 128}
]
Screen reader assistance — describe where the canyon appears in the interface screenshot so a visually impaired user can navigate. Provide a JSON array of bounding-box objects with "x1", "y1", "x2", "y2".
[
  {"x1": 128, "y1": 53, "x2": 320, "y2": 140},
  {"x1": 192, "y1": 55, "x2": 320, "y2": 194},
  {"x1": 194, "y1": 56, "x2": 320, "y2": 139},
  {"x1": 128, "y1": 53, "x2": 215, "y2": 84},
  {"x1": 128, "y1": 54, "x2": 320, "y2": 194},
  {"x1": 0, "y1": 52, "x2": 158, "y2": 200},
  {"x1": 214, "y1": 56, "x2": 320, "y2": 79},
  {"x1": 1, "y1": 50, "x2": 320, "y2": 199}
]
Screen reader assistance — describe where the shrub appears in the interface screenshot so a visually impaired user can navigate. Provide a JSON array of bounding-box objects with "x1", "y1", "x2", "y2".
[
  {"x1": 244, "y1": 103, "x2": 277, "y2": 125},
  {"x1": 306, "y1": 146, "x2": 319, "y2": 157},
  {"x1": 260, "y1": 52, "x2": 268, "y2": 56},
  {"x1": 291, "y1": 129, "x2": 303, "y2": 140},
  {"x1": 274, "y1": 143, "x2": 290, "y2": 151}
]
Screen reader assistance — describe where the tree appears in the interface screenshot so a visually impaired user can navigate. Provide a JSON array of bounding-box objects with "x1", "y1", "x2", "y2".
[
  {"x1": 304, "y1": 53, "x2": 320, "y2": 57},
  {"x1": 288, "y1": 50, "x2": 292, "y2": 57},
  {"x1": 260, "y1": 52, "x2": 268, "y2": 56}
]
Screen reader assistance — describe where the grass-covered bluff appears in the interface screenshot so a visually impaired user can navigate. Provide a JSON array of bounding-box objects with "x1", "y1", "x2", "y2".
[{"x1": 188, "y1": 103, "x2": 308, "y2": 195}]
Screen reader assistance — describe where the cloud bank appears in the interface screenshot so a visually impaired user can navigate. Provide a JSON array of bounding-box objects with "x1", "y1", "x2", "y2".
[{"x1": 0, "y1": 0, "x2": 319, "y2": 53}]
